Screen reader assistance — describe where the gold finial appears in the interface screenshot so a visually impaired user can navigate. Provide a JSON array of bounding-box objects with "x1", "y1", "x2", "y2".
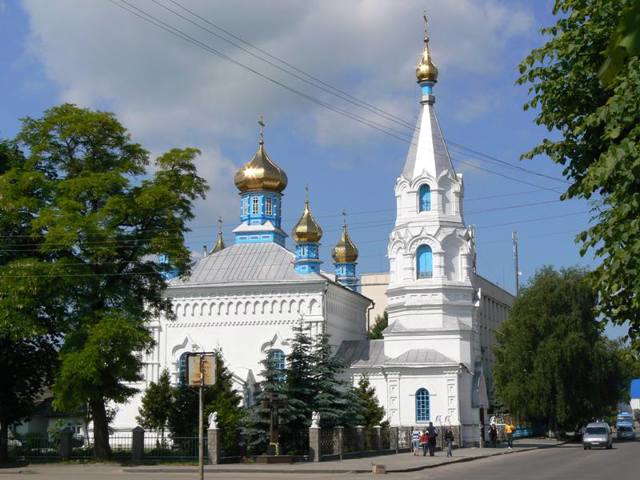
[
  {"x1": 258, "y1": 115, "x2": 265, "y2": 145},
  {"x1": 416, "y1": 11, "x2": 438, "y2": 83},
  {"x1": 332, "y1": 210, "x2": 358, "y2": 263},
  {"x1": 212, "y1": 216, "x2": 225, "y2": 253},
  {"x1": 292, "y1": 190, "x2": 323, "y2": 243}
]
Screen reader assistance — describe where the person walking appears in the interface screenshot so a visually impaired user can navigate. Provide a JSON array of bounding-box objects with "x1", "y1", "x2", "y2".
[
  {"x1": 427, "y1": 422, "x2": 438, "y2": 456},
  {"x1": 444, "y1": 427, "x2": 454, "y2": 457},
  {"x1": 505, "y1": 421, "x2": 515, "y2": 449},
  {"x1": 411, "y1": 428, "x2": 421, "y2": 455},
  {"x1": 489, "y1": 423, "x2": 498, "y2": 448},
  {"x1": 419, "y1": 430, "x2": 429, "y2": 456}
]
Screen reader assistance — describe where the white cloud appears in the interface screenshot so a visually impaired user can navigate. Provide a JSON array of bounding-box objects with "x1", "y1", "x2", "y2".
[{"x1": 20, "y1": 0, "x2": 533, "y2": 233}]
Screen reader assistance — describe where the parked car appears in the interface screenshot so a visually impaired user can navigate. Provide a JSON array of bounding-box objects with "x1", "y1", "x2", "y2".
[
  {"x1": 583, "y1": 422, "x2": 613, "y2": 450},
  {"x1": 616, "y1": 424, "x2": 636, "y2": 441}
]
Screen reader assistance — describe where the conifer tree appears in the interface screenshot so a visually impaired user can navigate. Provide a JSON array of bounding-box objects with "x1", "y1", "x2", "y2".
[
  {"x1": 245, "y1": 349, "x2": 286, "y2": 454},
  {"x1": 368, "y1": 311, "x2": 388, "y2": 340},
  {"x1": 136, "y1": 369, "x2": 173, "y2": 444},
  {"x1": 311, "y1": 332, "x2": 350, "y2": 428},
  {"x1": 354, "y1": 375, "x2": 385, "y2": 428},
  {"x1": 280, "y1": 321, "x2": 314, "y2": 452}
]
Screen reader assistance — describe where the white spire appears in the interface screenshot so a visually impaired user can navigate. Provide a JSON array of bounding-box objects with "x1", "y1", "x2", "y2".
[{"x1": 401, "y1": 98, "x2": 456, "y2": 181}]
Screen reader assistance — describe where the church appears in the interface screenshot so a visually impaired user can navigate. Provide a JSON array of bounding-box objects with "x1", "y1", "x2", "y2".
[{"x1": 113, "y1": 20, "x2": 513, "y2": 446}]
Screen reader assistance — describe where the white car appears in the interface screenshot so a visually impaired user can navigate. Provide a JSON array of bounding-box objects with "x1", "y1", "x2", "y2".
[{"x1": 583, "y1": 422, "x2": 613, "y2": 450}]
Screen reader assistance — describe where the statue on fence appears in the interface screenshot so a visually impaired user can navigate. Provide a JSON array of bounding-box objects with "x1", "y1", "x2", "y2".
[
  {"x1": 311, "y1": 411, "x2": 320, "y2": 428},
  {"x1": 208, "y1": 411, "x2": 218, "y2": 429}
]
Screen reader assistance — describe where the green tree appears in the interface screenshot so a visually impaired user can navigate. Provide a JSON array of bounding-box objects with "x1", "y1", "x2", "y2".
[
  {"x1": 518, "y1": 0, "x2": 640, "y2": 343},
  {"x1": 494, "y1": 267, "x2": 626, "y2": 433},
  {"x1": 354, "y1": 376, "x2": 385, "y2": 428},
  {"x1": 280, "y1": 322, "x2": 314, "y2": 453},
  {"x1": 245, "y1": 350, "x2": 286, "y2": 454},
  {"x1": 0, "y1": 336, "x2": 57, "y2": 463},
  {"x1": 368, "y1": 311, "x2": 388, "y2": 340},
  {"x1": 167, "y1": 352, "x2": 244, "y2": 454},
  {"x1": 2, "y1": 104, "x2": 208, "y2": 459},
  {"x1": 311, "y1": 332, "x2": 351, "y2": 429},
  {"x1": 136, "y1": 369, "x2": 173, "y2": 444}
]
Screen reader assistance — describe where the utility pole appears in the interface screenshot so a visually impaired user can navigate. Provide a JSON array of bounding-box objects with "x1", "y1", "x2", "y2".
[{"x1": 512, "y1": 231, "x2": 520, "y2": 295}]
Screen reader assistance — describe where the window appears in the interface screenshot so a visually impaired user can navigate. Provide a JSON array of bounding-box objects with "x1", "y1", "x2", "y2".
[
  {"x1": 416, "y1": 245, "x2": 433, "y2": 279},
  {"x1": 252, "y1": 196, "x2": 259, "y2": 214},
  {"x1": 178, "y1": 352, "x2": 189, "y2": 385},
  {"x1": 419, "y1": 184, "x2": 431, "y2": 212},
  {"x1": 242, "y1": 198, "x2": 248, "y2": 216},
  {"x1": 265, "y1": 197, "x2": 273, "y2": 216},
  {"x1": 268, "y1": 349, "x2": 286, "y2": 381},
  {"x1": 415, "y1": 388, "x2": 430, "y2": 422}
]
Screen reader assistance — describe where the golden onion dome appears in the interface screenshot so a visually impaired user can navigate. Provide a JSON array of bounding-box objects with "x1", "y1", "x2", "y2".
[
  {"x1": 416, "y1": 15, "x2": 438, "y2": 83},
  {"x1": 292, "y1": 198, "x2": 323, "y2": 243},
  {"x1": 234, "y1": 136, "x2": 288, "y2": 194},
  {"x1": 332, "y1": 222, "x2": 358, "y2": 263}
]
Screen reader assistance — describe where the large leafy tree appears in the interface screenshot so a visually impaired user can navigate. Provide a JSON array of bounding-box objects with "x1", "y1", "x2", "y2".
[
  {"x1": 518, "y1": 0, "x2": 640, "y2": 343},
  {"x1": 2, "y1": 104, "x2": 208, "y2": 459},
  {"x1": 0, "y1": 140, "x2": 62, "y2": 463},
  {"x1": 494, "y1": 267, "x2": 626, "y2": 432}
]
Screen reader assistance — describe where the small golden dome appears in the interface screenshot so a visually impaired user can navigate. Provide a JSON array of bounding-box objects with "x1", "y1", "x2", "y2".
[
  {"x1": 234, "y1": 132, "x2": 288, "y2": 193},
  {"x1": 416, "y1": 14, "x2": 438, "y2": 83},
  {"x1": 292, "y1": 198, "x2": 323, "y2": 243},
  {"x1": 332, "y1": 222, "x2": 358, "y2": 264}
]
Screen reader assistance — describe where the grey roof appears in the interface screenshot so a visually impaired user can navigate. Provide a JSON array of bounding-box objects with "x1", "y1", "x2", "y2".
[
  {"x1": 170, "y1": 242, "x2": 324, "y2": 286},
  {"x1": 402, "y1": 101, "x2": 455, "y2": 180},
  {"x1": 335, "y1": 340, "x2": 456, "y2": 368}
]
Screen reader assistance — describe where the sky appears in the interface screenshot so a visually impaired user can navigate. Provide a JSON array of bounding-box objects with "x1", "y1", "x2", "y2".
[{"x1": 1, "y1": 0, "x2": 622, "y2": 334}]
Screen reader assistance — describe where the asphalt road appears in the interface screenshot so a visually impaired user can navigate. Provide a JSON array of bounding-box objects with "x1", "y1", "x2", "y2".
[{"x1": 0, "y1": 440, "x2": 638, "y2": 479}]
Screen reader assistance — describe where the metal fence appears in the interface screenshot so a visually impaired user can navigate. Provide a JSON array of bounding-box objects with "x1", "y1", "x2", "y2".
[
  {"x1": 144, "y1": 435, "x2": 205, "y2": 460},
  {"x1": 319, "y1": 429, "x2": 335, "y2": 456}
]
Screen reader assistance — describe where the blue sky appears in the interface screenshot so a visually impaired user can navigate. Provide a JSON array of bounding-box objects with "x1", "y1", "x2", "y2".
[{"x1": 2, "y1": 0, "x2": 621, "y2": 334}]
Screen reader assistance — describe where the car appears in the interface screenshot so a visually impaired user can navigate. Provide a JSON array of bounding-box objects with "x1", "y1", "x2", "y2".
[
  {"x1": 616, "y1": 424, "x2": 636, "y2": 441},
  {"x1": 583, "y1": 422, "x2": 613, "y2": 450}
]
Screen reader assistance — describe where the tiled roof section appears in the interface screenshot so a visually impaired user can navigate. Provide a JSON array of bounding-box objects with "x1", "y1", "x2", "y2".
[
  {"x1": 170, "y1": 242, "x2": 324, "y2": 285},
  {"x1": 335, "y1": 340, "x2": 456, "y2": 368},
  {"x1": 402, "y1": 102, "x2": 455, "y2": 180}
]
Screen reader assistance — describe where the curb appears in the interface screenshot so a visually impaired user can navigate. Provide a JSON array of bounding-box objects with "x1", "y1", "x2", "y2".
[{"x1": 122, "y1": 444, "x2": 560, "y2": 475}]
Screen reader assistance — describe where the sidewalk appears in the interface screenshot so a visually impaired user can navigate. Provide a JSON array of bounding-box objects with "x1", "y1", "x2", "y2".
[{"x1": 122, "y1": 438, "x2": 564, "y2": 475}]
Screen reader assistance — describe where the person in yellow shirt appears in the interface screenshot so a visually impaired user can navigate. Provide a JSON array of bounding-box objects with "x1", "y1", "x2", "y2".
[{"x1": 504, "y1": 421, "x2": 515, "y2": 449}]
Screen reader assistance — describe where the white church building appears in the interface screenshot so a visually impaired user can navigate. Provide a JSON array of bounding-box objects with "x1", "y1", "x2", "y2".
[{"x1": 113, "y1": 21, "x2": 513, "y2": 446}]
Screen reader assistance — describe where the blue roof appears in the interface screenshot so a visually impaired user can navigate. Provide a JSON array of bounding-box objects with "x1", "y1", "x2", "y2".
[{"x1": 631, "y1": 379, "x2": 640, "y2": 398}]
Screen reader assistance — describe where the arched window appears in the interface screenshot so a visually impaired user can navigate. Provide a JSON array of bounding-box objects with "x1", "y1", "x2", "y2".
[
  {"x1": 178, "y1": 352, "x2": 189, "y2": 385},
  {"x1": 415, "y1": 388, "x2": 430, "y2": 422},
  {"x1": 268, "y1": 349, "x2": 286, "y2": 381},
  {"x1": 416, "y1": 245, "x2": 433, "y2": 279},
  {"x1": 419, "y1": 184, "x2": 431, "y2": 212}
]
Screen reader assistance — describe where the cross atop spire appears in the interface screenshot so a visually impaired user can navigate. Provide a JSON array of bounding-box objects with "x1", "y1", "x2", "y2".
[
  {"x1": 423, "y1": 10, "x2": 429, "y2": 45},
  {"x1": 258, "y1": 115, "x2": 265, "y2": 144},
  {"x1": 217, "y1": 216, "x2": 223, "y2": 234},
  {"x1": 342, "y1": 209, "x2": 347, "y2": 227}
]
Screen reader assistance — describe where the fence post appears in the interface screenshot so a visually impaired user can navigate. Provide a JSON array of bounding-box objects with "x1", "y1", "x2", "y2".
[
  {"x1": 334, "y1": 426, "x2": 344, "y2": 460},
  {"x1": 390, "y1": 427, "x2": 399, "y2": 454},
  {"x1": 59, "y1": 427, "x2": 72, "y2": 461},
  {"x1": 355, "y1": 426, "x2": 365, "y2": 453},
  {"x1": 373, "y1": 425, "x2": 382, "y2": 451},
  {"x1": 309, "y1": 426, "x2": 321, "y2": 462},
  {"x1": 131, "y1": 426, "x2": 144, "y2": 463},
  {"x1": 207, "y1": 427, "x2": 221, "y2": 465}
]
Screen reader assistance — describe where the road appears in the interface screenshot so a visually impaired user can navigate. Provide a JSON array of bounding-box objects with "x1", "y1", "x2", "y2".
[{"x1": 0, "y1": 441, "x2": 638, "y2": 479}]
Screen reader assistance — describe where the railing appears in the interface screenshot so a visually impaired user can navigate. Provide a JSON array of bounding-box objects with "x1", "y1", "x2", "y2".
[
  {"x1": 319, "y1": 428, "x2": 335, "y2": 456},
  {"x1": 144, "y1": 435, "x2": 205, "y2": 460}
]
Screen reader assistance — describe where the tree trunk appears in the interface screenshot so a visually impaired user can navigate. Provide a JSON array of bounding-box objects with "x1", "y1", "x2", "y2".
[
  {"x1": 90, "y1": 398, "x2": 112, "y2": 460},
  {"x1": 0, "y1": 421, "x2": 9, "y2": 464}
]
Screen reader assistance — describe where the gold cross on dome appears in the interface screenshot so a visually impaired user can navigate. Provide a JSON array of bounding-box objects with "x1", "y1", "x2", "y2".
[
  {"x1": 217, "y1": 216, "x2": 223, "y2": 234},
  {"x1": 342, "y1": 209, "x2": 347, "y2": 227},
  {"x1": 258, "y1": 115, "x2": 266, "y2": 142}
]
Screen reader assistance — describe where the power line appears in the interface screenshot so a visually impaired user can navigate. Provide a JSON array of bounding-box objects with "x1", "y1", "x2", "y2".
[{"x1": 106, "y1": 0, "x2": 568, "y2": 192}]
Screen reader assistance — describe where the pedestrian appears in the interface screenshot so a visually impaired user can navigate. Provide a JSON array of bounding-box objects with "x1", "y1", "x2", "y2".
[
  {"x1": 411, "y1": 428, "x2": 421, "y2": 455},
  {"x1": 444, "y1": 427, "x2": 454, "y2": 457},
  {"x1": 505, "y1": 421, "x2": 515, "y2": 449},
  {"x1": 489, "y1": 423, "x2": 498, "y2": 448},
  {"x1": 419, "y1": 430, "x2": 429, "y2": 456},
  {"x1": 427, "y1": 422, "x2": 438, "y2": 456}
]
